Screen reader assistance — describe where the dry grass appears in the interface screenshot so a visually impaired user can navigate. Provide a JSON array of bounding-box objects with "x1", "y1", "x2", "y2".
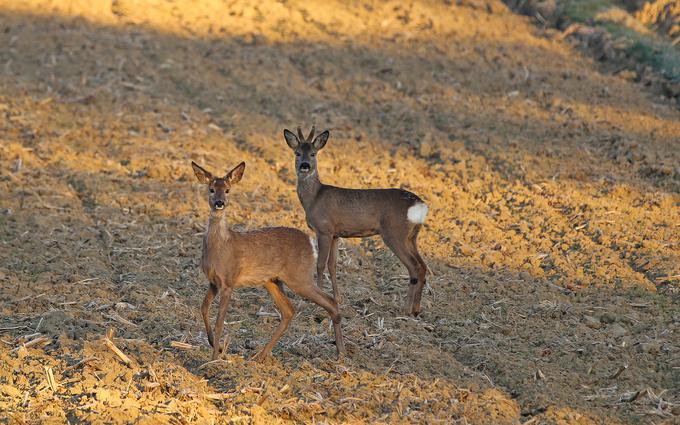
[{"x1": 0, "y1": 0, "x2": 679, "y2": 423}]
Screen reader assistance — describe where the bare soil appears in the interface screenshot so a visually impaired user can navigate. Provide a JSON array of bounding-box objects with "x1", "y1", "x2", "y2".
[{"x1": 0, "y1": 1, "x2": 679, "y2": 423}]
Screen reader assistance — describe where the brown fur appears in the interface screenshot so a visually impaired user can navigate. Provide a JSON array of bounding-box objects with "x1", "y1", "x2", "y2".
[
  {"x1": 283, "y1": 127, "x2": 429, "y2": 316},
  {"x1": 191, "y1": 161, "x2": 345, "y2": 361}
]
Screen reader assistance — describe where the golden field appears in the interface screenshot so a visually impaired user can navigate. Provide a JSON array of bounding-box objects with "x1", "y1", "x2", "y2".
[{"x1": 0, "y1": 1, "x2": 678, "y2": 423}]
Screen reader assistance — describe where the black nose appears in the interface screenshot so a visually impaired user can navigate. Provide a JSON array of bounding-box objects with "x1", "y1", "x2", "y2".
[
  {"x1": 214, "y1": 200, "x2": 225, "y2": 209},
  {"x1": 299, "y1": 162, "x2": 310, "y2": 172}
]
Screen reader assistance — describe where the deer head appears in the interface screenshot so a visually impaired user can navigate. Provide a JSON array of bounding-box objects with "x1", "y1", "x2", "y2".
[
  {"x1": 283, "y1": 126, "x2": 330, "y2": 178},
  {"x1": 191, "y1": 161, "x2": 246, "y2": 212}
]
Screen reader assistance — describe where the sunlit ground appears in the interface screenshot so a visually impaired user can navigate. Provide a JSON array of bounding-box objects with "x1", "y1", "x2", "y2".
[{"x1": 0, "y1": 1, "x2": 678, "y2": 423}]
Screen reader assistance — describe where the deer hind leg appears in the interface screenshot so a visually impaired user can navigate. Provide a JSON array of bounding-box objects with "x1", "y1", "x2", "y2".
[
  {"x1": 289, "y1": 278, "x2": 345, "y2": 358},
  {"x1": 327, "y1": 237, "x2": 341, "y2": 304},
  {"x1": 211, "y1": 285, "x2": 233, "y2": 361},
  {"x1": 381, "y1": 229, "x2": 421, "y2": 316},
  {"x1": 407, "y1": 226, "x2": 427, "y2": 316},
  {"x1": 201, "y1": 283, "x2": 218, "y2": 348},
  {"x1": 252, "y1": 280, "x2": 295, "y2": 362}
]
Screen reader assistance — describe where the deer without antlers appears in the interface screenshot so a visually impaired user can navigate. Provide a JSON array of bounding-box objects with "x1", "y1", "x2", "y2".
[
  {"x1": 283, "y1": 127, "x2": 429, "y2": 316},
  {"x1": 191, "y1": 160, "x2": 344, "y2": 361}
]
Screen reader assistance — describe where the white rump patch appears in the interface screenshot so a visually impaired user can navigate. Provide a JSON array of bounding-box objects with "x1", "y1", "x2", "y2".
[
  {"x1": 309, "y1": 236, "x2": 318, "y2": 260},
  {"x1": 407, "y1": 202, "x2": 429, "y2": 224}
]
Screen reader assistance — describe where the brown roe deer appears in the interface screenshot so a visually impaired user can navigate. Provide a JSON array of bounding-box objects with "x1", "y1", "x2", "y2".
[
  {"x1": 283, "y1": 127, "x2": 429, "y2": 316},
  {"x1": 191, "y1": 161, "x2": 345, "y2": 361}
]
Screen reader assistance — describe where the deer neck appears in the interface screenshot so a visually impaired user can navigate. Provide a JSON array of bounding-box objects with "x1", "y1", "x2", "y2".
[
  {"x1": 205, "y1": 213, "x2": 232, "y2": 247},
  {"x1": 297, "y1": 170, "x2": 321, "y2": 212}
]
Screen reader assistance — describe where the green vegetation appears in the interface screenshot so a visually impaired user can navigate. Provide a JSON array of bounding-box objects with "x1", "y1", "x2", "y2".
[
  {"x1": 561, "y1": 0, "x2": 611, "y2": 21},
  {"x1": 558, "y1": 0, "x2": 680, "y2": 82},
  {"x1": 626, "y1": 37, "x2": 680, "y2": 81}
]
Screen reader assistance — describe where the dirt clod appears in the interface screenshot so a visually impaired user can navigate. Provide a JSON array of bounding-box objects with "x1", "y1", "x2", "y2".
[
  {"x1": 0, "y1": 0, "x2": 678, "y2": 423},
  {"x1": 608, "y1": 323, "x2": 628, "y2": 338},
  {"x1": 583, "y1": 315, "x2": 603, "y2": 329}
]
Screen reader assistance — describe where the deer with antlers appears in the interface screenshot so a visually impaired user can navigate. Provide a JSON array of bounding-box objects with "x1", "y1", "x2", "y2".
[
  {"x1": 283, "y1": 127, "x2": 429, "y2": 316},
  {"x1": 191, "y1": 160, "x2": 345, "y2": 361}
]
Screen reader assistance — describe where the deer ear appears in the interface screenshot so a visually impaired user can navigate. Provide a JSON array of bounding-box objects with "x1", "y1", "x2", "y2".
[
  {"x1": 312, "y1": 130, "x2": 329, "y2": 151},
  {"x1": 283, "y1": 129, "x2": 299, "y2": 149},
  {"x1": 226, "y1": 161, "x2": 246, "y2": 184},
  {"x1": 191, "y1": 161, "x2": 213, "y2": 185}
]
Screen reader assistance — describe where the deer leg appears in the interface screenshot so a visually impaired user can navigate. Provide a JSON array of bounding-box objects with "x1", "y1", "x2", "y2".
[
  {"x1": 290, "y1": 281, "x2": 345, "y2": 358},
  {"x1": 252, "y1": 280, "x2": 295, "y2": 362},
  {"x1": 315, "y1": 233, "x2": 332, "y2": 291},
  {"x1": 211, "y1": 285, "x2": 233, "y2": 361},
  {"x1": 201, "y1": 282, "x2": 218, "y2": 348},
  {"x1": 408, "y1": 230, "x2": 428, "y2": 316},
  {"x1": 381, "y1": 233, "x2": 421, "y2": 316},
  {"x1": 327, "y1": 237, "x2": 341, "y2": 304}
]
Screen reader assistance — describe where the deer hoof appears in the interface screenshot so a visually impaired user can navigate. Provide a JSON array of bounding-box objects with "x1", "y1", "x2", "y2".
[
  {"x1": 251, "y1": 350, "x2": 271, "y2": 363},
  {"x1": 208, "y1": 341, "x2": 225, "y2": 353},
  {"x1": 211, "y1": 345, "x2": 223, "y2": 360}
]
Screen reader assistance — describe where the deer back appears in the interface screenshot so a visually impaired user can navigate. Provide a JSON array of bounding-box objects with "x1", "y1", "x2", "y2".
[
  {"x1": 305, "y1": 186, "x2": 423, "y2": 237},
  {"x1": 202, "y1": 223, "x2": 316, "y2": 287}
]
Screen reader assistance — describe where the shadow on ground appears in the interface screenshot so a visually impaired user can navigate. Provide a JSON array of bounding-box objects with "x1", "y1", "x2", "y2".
[{"x1": 1, "y1": 1, "x2": 679, "y2": 423}]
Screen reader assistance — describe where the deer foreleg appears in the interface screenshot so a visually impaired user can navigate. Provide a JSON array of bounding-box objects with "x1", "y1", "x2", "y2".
[
  {"x1": 201, "y1": 283, "x2": 218, "y2": 348},
  {"x1": 327, "y1": 237, "x2": 341, "y2": 304},
  {"x1": 315, "y1": 233, "x2": 332, "y2": 291},
  {"x1": 211, "y1": 285, "x2": 233, "y2": 360}
]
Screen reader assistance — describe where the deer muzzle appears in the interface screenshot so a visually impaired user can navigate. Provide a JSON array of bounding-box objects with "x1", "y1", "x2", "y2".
[{"x1": 299, "y1": 162, "x2": 311, "y2": 173}]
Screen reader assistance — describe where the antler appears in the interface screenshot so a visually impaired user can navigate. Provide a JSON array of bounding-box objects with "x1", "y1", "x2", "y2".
[{"x1": 296, "y1": 126, "x2": 317, "y2": 142}]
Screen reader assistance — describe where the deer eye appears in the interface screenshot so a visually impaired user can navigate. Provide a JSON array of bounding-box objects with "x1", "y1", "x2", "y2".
[
  {"x1": 310, "y1": 153, "x2": 316, "y2": 157},
  {"x1": 295, "y1": 152, "x2": 301, "y2": 157},
  {"x1": 209, "y1": 188, "x2": 215, "y2": 193}
]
